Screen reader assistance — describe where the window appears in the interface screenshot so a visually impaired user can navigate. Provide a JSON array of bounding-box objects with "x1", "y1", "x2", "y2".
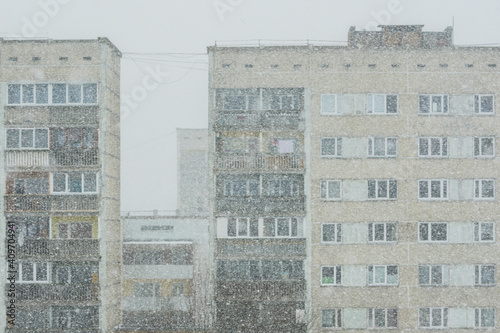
[
  {"x1": 475, "y1": 308, "x2": 495, "y2": 328},
  {"x1": 223, "y1": 179, "x2": 259, "y2": 196},
  {"x1": 368, "y1": 222, "x2": 397, "y2": 243},
  {"x1": 320, "y1": 180, "x2": 341, "y2": 200},
  {"x1": 220, "y1": 137, "x2": 257, "y2": 154},
  {"x1": 419, "y1": 94, "x2": 449, "y2": 114},
  {"x1": 270, "y1": 138, "x2": 297, "y2": 154},
  {"x1": 321, "y1": 266, "x2": 341, "y2": 286},
  {"x1": 367, "y1": 180, "x2": 397, "y2": 200},
  {"x1": 217, "y1": 260, "x2": 302, "y2": 281},
  {"x1": 52, "y1": 128, "x2": 98, "y2": 149},
  {"x1": 474, "y1": 95, "x2": 494, "y2": 114},
  {"x1": 368, "y1": 308, "x2": 398, "y2": 328},
  {"x1": 269, "y1": 94, "x2": 300, "y2": 111},
  {"x1": 58, "y1": 222, "x2": 92, "y2": 239},
  {"x1": 419, "y1": 222, "x2": 447, "y2": 242},
  {"x1": 419, "y1": 137, "x2": 448, "y2": 157},
  {"x1": 367, "y1": 94, "x2": 398, "y2": 114},
  {"x1": 419, "y1": 180, "x2": 448, "y2": 200},
  {"x1": 222, "y1": 93, "x2": 258, "y2": 110},
  {"x1": 320, "y1": 137, "x2": 342, "y2": 157},
  {"x1": 475, "y1": 265, "x2": 495, "y2": 286},
  {"x1": 322, "y1": 223, "x2": 342, "y2": 243},
  {"x1": 474, "y1": 137, "x2": 495, "y2": 157},
  {"x1": 474, "y1": 222, "x2": 495, "y2": 242},
  {"x1": 474, "y1": 179, "x2": 495, "y2": 200},
  {"x1": 52, "y1": 172, "x2": 98, "y2": 194},
  {"x1": 55, "y1": 265, "x2": 95, "y2": 284},
  {"x1": 7, "y1": 83, "x2": 97, "y2": 105},
  {"x1": 6, "y1": 128, "x2": 49, "y2": 149},
  {"x1": 368, "y1": 137, "x2": 397, "y2": 157},
  {"x1": 228, "y1": 217, "x2": 258, "y2": 237},
  {"x1": 263, "y1": 217, "x2": 299, "y2": 237},
  {"x1": 321, "y1": 94, "x2": 341, "y2": 114},
  {"x1": 16, "y1": 262, "x2": 49, "y2": 283},
  {"x1": 322, "y1": 309, "x2": 342, "y2": 328},
  {"x1": 419, "y1": 265, "x2": 448, "y2": 286},
  {"x1": 368, "y1": 265, "x2": 398, "y2": 285},
  {"x1": 268, "y1": 178, "x2": 300, "y2": 196},
  {"x1": 419, "y1": 308, "x2": 448, "y2": 328},
  {"x1": 14, "y1": 217, "x2": 49, "y2": 239},
  {"x1": 14, "y1": 178, "x2": 48, "y2": 194},
  {"x1": 134, "y1": 282, "x2": 160, "y2": 297},
  {"x1": 52, "y1": 306, "x2": 98, "y2": 329},
  {"x1": 172, "y1": 282, "x2": 184, "y2": 296}
]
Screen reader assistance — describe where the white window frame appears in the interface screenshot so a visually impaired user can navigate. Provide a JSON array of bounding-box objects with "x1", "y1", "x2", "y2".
[
  {"x1": 367, "y1": 265, "x2": 398, "y2": 286},
  {"x1": 474, "y1": 137, "x2": 495, "y2": 157},
  {"x1": 223, "y1": 179, "x2": 259, "y2": 196},
  {"x1": 322, "y1": 309, "x2": 342, "y2": 328},
  {"x1": 221, "y1": 93, "x2": 259, "y2": 111},
  {"x1": 418, "y1": 137, "x2": 448, "y2": 158},
  {"x1": 474, "y1": 94, "x2": 495, "y2": 114},
  {"x1": 320, "y1": 180, "x2": 342, "y2": 201},
  {"x1": 51, "y1": 172, "x2": 98, "y2": 194},
  {"x1": 475, "y1": 265, "x2": 495, "y2": 286},
  {"x1": 475, "y1": 308, "x2": 495, "y2": 328},
  {"x1": 367, "y1": 137, "x2": 397, "y2": 157},
  {"x1": 268, "y1": 178, "x2": 300, "y2": 197},
  {"x1": 7, "y1": 83, "x2": 98, "y2": 105},
  {"x1": 418, "y1": 179, "x2": 448, "y2": 200},
  {"x1": 227, "y1": 217, "x2": 258, "y2": 238},
  {"x1": 368, "y1": 308, "x2": 398, "y2": 328},
  {"x1": 322, "y1": 223, "x2": 342, "y2": 243},
  {"x1": 320, "y1": 94, "x2": 341, "y2": 115},
  {"x1": 474, "y1": 222, "x2": 495, "y2": 243},
  {"x1": 418, "y1": 222, "x2": 448, "y2": 243},
  {"x1": 270, "y1": 94, "x2": 299, "y2": 111},
  {"x1": 419, "y1": 94, "x2": 449, "y2": 114},
  {"x1": 5, "y1": 128, "x2": 49, "y2": 150},
  {"x1": 418, "y1": 265, "x2": 448, "y2": 286},
  {"x1": 419, "y1": 308, "x2": 448, "y2": 328},
  {"x1": 263, "y1": 217, "x2": 299, "y2": 238},
  {"x1": 367, "y1": 93, "x2": 398, "y2": 114},
  {"x1": 367, "y1": 179, "x2": 398, "y2": 200},
  {"x1": 474, "y1": 179, "x2": 495, "y2": 200},
  {"x1": 368, "y1": 222, "x2": 397, "y2": 243},
  {"x1": 17, "y1": 262, "x2": 50, "y2": 283},
  {"x1": 321, "y1": 266, "x2": 341, "y2": 286},
  {"x1": 320, "y1": 137, "x2": 342, "y2": 158}
]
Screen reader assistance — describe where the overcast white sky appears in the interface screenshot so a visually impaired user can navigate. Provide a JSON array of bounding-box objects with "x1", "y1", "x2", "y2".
[{"x1": 1, "y1": 0, "x2": 499, "y2": 212}]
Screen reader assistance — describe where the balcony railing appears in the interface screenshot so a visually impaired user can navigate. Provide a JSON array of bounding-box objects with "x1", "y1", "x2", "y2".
[
  {"x1": 7, "y1": 329, "x2": 100, "y2": 333},
  {"x1": 51, "y1": 149, "x2": 98, "y2": 166},
  {"x1": 217, "y1": 238, "x2": 306, "y2": 258},
  {"x1": 5, "y1": 195, "x2": 99, "y2": 212},
  {"x1": 8, "y1": 283, "x2": 99, "y2": 302},
  {"x1": 216, "y1": 153, "x2": 304, "y2": 171},
  {"x1": 122, "y1": 311, "x2": 192, "y2": 329},
  {"x1": 213, "y1": 110, "x2": 303, "y2": 130},
  {"x1": 216, "y1": 196, "x2": 305, "y2": 214},
  {"x1": 5, "y1": 151, "x2": 50, "y2": 168},
  {"x1": 16, "y1": 239, "x2": 99, "y2": 260},
  {"x1": 216, "y1": 280, "x2": 305, "y2": 300},
  {"x1": 4, "y1": 106, "x2": 99, "y2": 125}
]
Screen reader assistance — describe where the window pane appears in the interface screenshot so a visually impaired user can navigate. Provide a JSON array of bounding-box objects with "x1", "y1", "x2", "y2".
[
  {"x1": 68, "y1": 173, "x2": 82, "y2": 192},
  {"x1": 419, "y1": 181, "x2": 429, "y2": 198},
  {"x1": 374, "y1": 138, "x2": 385, "y2": 156},
  {"x1": 36, "y1": 84, "x2": 49, "y2": 104},
  {"x1": 387, "y1": 266, "x2": 398, "y2": 284},
  {"x1": 431, "y1": 180, "x2": 441, "y2": 198},
  {"x1": 420, "y1": 308, "x2": 430, "y2": 327},
  {"x1": 377, "y1": 180, "x2": 387, "y2": 198},
  {"x1": 6, "y1": 129, "x2": 19, "y2": 148},
  {"x1": 233, "y1": 180, "x2": 246, "y2": 196},
  {"x1": 442, "y1": 138, "x2": 448, "y2": 156},
  {"x1": 419, "y1": 266, "x2": 430, "y2": 284},
  {"x1": 53, "y1": 128, "x2": 67, "y2": 148},
  {"x1": 481, "y1": 309, "x2": 495, "y2": 327},
  {"x1": 21, "y1": 129, "x2": 34, "y2": 148},
  {"x1": 431, "y1": 309, "x2": 442, "y2": 327},
  {"x1": 368, "y1": 180, "x2": 376, "y2": 198},
  {"x1": 374, "y1": 223, "x2": 385, "y2": 241},
  {"x1": 419, "y1": 138, "x2": 428, "y2": 155},
  {"x1": 327, "y1": 181, "x2": 340, "y2": 199},
  {"x1": 224, "y1": 95, "x2": 245, "y2": 110},
  {"x1": 68, "y1": 128, "x2": 82, "y2": 148},
  {"x1": 481, "y1": 223, "x2": 494, "y2": 241},
  {"x1": 375, "y1": 309, "x2": 385, "y2": 327},
  {"x1": 70, "y1": 222, "x2": 92, "y2": 239},
  {"x1": 53, "y1": 173, "x2": 66, "y2": 192},
  {"x1": 83, "y1": 83, "x2": 98, "y2": 103},
  {"x1": 277, "y1": 218, "x2": 289, "y2": 236},
  {"x1": 291, "y1": 218, "x2": 298, "y2": 237},
  {"x1": 22, "y1": 262, "x2": 34, "y2": 281},
  {"x1": 36, "y1": 262, "x2": 48, "y2": 281},
  {"x1": 481, "y1": 95, "x2": 493, "y2": 113},
  {"x1": 373, "y1": 95, "x2": 385, "y2": 113},
  {"x1": 8, "y1": 84, "x2": 21, "y2": 104},
  {"x1": 374, "y1": 266, "x2": 385, "y2": 283},
  {"x1": 482, "y1": 180, "x2": 494, "y2": 198},
  {"x1": 264, "y1": 219, "x2": 275, "y2": 237},
  {"x1": 419, "y1": 223, "x2": 429, "y2": 241},
  {"x1": 321, "y1": 138, "x2": 336, "y2": 156},
  {"x1": 22, "y1": 84, "x2": 35, "y2": 104},
  {"x1": 431, "y1": 266, "x2": 442, "y2": 284},
  {"x1": 322, "y1": 267, "x2": 335, "y2": 284},
  {"x1": 482, "y1": 138, "x2": 494, "y2": 156},
  {"x1": 387, "y1": 309, "x2": 398, "y2": 327},
  {"x1": 322, "y1": 95, "x2": 336, "y2": 114},
  {"x1": 387, "y1": 138, "x2": 397, "y2": 155},
  {"x1": 386, "y1": 95, "x2": 398, "y2": 113},
  {"x1": 322, "y1": 224, "x2": 336, "y2": 242},
  {"x1": 430, "y1": 138, "x2": 441, "y2": 155},
  {"x1": 52, "y1": 84, "x2": 67, "y2": 104},
  {"x1": 68, "y1": 84, "x2": 82, "y2": 103},
  {"x1": 35, "y1": 129, "x2": 49, "y2": 148},
  {"x1": 84, "y1": 173, "x2": 97, "y2": 192},
  {"x1": 431, "y1": 95, "x2": 442, "y2": 113},
  {"x1": 481, "y1": 266, "x2": 495, "y2": 284},
  {"x1": 432, "y1": 223, "x2": 447, "y2": 241},
  {"x1": 419, "y1": 95, "x2": 430, "y2": 113},
  {"x1": 389, "y1": 181, "x2": 397, "y2": 198},
  {"x1": 386, "y1": 223, "x2": 396, "y2": 241},
  {"x1": 237, "y1": 218, "x2": 248, "y2": 236},
  {"x1": 227, "y1": 218, "x2": 236, "y2": 237}
]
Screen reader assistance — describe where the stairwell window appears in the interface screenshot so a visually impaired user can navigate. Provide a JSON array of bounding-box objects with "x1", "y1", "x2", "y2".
[
  {"x1": 320, "y1": 180, "x2": 342, "y2": 200},
  {"x1": 419, "y1": 94, "x2": 449, "y2": 114},
  {"x1": 419, "y1": 222, "x2": 447, "y2": 242},
  {"x1": 419, "y1": 308, "x2": 448, "y2": 328},
  {"x1": 322, "y1": 223, "x2": 342, "y2": 243},
  {"x1": 474, "y1": 94, "x2": 494, "y2": 114},
  {"x1": 368, "y1": 222, "x2": 397, "y2": 243},
  {"x1": 367, "y1": 94, "x2": 398, "y2": 114},
  {"x1": 368, "y1": 308, "x2": 398, "y2": 328},
  {"x1": 320, "y1": 137, "x2": 342, "y2": 157},
  {"x1": 419, "y1": 265, "x2": 448, "y2": 286},
  {"x1": 321, "y1": 266, "x2": 341, "y2": 286}
]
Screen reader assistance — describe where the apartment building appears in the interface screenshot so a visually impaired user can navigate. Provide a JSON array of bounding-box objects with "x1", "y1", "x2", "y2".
[
  {"x1": 208, "y1": 25, "x2": 500, "y2": 332},
  {"x1": 0, "y1": 38, "x2": 122, "y2": 332}
]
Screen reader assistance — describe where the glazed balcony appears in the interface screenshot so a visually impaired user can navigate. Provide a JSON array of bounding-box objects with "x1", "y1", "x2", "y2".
[
  {"x1": 217, "y1": 238, "x2": 306, "y2": 258},
  {"x1": 16, "y1": 239, "x2": 99, "y2": 260},
  {"x1": 216, "y1": 153, "x2": 304, "y2": 171},
  {"x1": 7, "y1": 283, "x2": 99, "y2": 303},
  {"x1": 5, "y1": 195, "x2": 99, "y2": 212},
  {"x1": 216, "y1": 279, "x2": 305, "y2": 301},
  {"x1": 5, "y1": 149, "x2": 98, "y2": 168},
  {"x1": 216, "y1": 196, "x2": 305, "y2": 214},
  {"x1": 213, "y1": 110, "x2": 303, "y2": 131}
]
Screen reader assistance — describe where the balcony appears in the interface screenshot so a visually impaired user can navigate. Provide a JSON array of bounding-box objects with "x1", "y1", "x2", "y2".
[
  {"x1": 216, "y1": 153, "x2": 304, "y2": 171},
  {"x1": 216, "y1": 196, "x2": 305, "y2": 214},
  {"x1": 213, "y1": 110, "x2": 303, "y2": 131},
  {"x1": 51, "y1": 149, "x2": 99, "y2": 166},
  {"x1": 217, "y1": 238, "x2": 306, "y2": 258},
  {"x1": 16, "y1": 239, "x2": 99, "y2": 260},
  {"x1": 4, "y1": 105, "x2": 99, "y2": 125},
  {"x1": 6, "y1": 329, "x2": 100, "y2": 333},
  {"x1": 5, "y1": 151, "x2": 50, "y2": 168},
  {"x1": 5, "y1": 195, "x2": 99, "y2": 212},
  {"x1": 122, "y1": 311, "x2": 192, "y2": 329},
  {"x1": 8, "y1": 283, "x2": 99, "y2": 303},
  {"x1": 216, "y1": 280, "x2": 305, "y2": 301}
]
